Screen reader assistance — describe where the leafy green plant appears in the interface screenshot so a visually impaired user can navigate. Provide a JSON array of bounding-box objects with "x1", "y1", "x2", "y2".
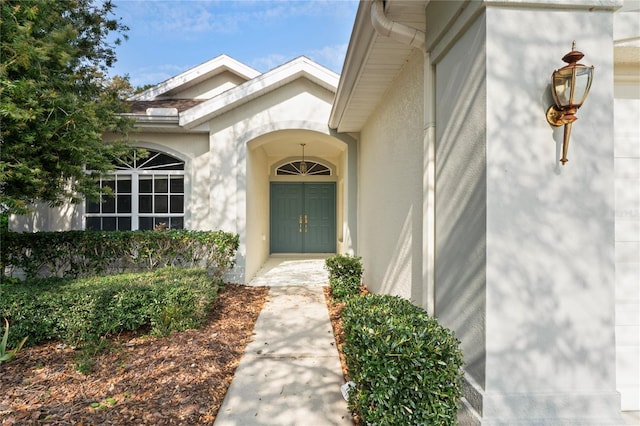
[
  {"x1": 325, "y1": 254, "x2": 363, "y2": 301},
  {"x1": 0, "y1": 267, "x2": 219, "y2": 349},
  {"x1": 341, "y1": 294, "x2": 463, "y2": 425},
  {"x1": 74, "y1": 336, "x2": 115, "y2": 374},
  {"x1": 2, "y1": 230, "x2": 239, "y2": 280},
  {"x1": 1, "y1": 318, "x2": 27, "y2": 364}
]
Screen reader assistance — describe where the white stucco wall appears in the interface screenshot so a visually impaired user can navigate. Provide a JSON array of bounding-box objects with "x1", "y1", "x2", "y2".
[
  {"x1": 171, "y1": 70, "x2": 248, "y2": 100},
  {"x1": 483, "y1": 5, "x2": 620, "y2": 422},
  {"x1": 614, "y1": 97, "x2": 640, "y2": 410},
  {"x1": 10, "y1": 202, "x2": 84, "y2": 232},
  {"x1": 207, "y1": 79, "x2": 340, "y2": 281},
  {"x1": 426, "y1": 2, "x2": 623, "y2": 423},
  {"x1": 245, "y1": 143, "x2": 270, "y2": 282},
  {"x1": 613, "y1": 4, "x2": 640, "y2": 410},
  {"x1": 358, "y1": 49, "x2": 425, "y2": 303},
  {"x1": 434, "y1": 13, "x2": 487, "y2": 392}
]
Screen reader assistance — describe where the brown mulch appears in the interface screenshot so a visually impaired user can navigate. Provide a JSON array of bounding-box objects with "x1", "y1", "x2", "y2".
[
  {"x1": 323, "y1": 287, "x2": 350, "y2": 382},
  {"x1": 323, "y1": 286, "x2": 368, "y2": 426},
  {"x1": 0, "y1": 284, "x2": 268, "y2": 425}
]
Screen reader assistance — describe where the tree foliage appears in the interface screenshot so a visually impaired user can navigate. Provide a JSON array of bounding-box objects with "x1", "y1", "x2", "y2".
[{"x1": 0, "y1": 0, "x2": 134, "y2": 214}]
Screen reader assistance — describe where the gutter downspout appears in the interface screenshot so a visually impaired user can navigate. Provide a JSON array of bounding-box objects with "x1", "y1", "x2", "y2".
[
  {"x1": 370, "y1": 0, "x2": 436, "y2": 316},
  {"x1": 370, "y1": 0, "x2": 426, "y2": 49}
]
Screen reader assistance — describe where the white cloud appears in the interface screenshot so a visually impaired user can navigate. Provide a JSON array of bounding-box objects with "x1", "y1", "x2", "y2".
[
  {"x1": 249, "y1": 42, "x2": 347, "y2": 75},
  {"x1": 308, "y1": 43, "x2": 349, "y2": 73},
  {"x1": 251, "y1": 53, "x2": 289, "y2": 72},
  {"x1": 126, "y1": 63, "x2": 194, "y2": 87},
  {"x1": 115, "y1": 0, "x2": 357, "y2": 40}
]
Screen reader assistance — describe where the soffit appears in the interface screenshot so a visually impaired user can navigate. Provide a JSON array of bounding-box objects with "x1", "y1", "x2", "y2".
[
  {"x1": 251, "y1": 130, "x2": 346, "y2": 159},
  {"x1": 330, "y1": 0, "x2": 427, "y2": 133}
]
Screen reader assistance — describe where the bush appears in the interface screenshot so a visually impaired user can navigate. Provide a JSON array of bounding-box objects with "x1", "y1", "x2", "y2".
[
  {"x1": 0, "y1": 267, "x2": 219, "y2": 347},
  {"x1": 325, "y1": 254, "x2": 363, "y2": 301},
  {"x1": 341, "y1": 294, "x2": 463, "y2": 425},
  {"x1": 1, "y1": 230, "x2": 239, "y2": 281}
]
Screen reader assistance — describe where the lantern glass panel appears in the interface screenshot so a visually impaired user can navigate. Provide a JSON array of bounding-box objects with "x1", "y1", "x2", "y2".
[
  {"x1": 572, "y1": 66, "x2": 593, "y2": 106},
  {"x1": 553, "y1": 68, "x2": 574, "y2": 107}
]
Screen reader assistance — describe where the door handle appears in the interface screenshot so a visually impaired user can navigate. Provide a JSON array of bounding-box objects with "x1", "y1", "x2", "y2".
[
  {"x1": 304, "y1": 214, "x2": 308, "y2": 233},
  {"x1": 299, "y1": 215, "x2": 302, "y2": 232}
]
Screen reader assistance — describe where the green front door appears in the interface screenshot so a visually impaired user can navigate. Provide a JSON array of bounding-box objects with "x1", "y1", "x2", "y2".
[{"x1": 270, "y1": 182, "x2": 336, "y2": 253}]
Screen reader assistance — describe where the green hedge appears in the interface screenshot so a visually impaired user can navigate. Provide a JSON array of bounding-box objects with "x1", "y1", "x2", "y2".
[
  {"x1": 325, "y1": 254, "x2": 363, "y2": 301},
  {"x1": 0, "y1": 267, "x2": 219, "y2": 348},
  {"x1": 342, "y1": 294, "x2": 463, "y2": 425},
  {"x1": 1, "y1": 230, "x2": 238, "y2": 281}
]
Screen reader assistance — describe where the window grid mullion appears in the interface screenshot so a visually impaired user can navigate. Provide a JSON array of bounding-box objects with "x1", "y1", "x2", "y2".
[{"x1": 132, "y1": 173, "x2": 139, "y2": 230}]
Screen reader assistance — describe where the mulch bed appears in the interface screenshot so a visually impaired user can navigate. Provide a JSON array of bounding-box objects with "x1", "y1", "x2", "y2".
[
  {"x1": 323, "y1": 287, "x2": 350, "y2": 382},
  {"x1": 0, "y1": 284, "x2": 268, "y2": 425}
]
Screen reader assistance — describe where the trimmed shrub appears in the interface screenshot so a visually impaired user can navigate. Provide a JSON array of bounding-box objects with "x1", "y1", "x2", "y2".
[
  {"x1": 325, "y1": 254, "x2": 363, "y2": 301},
  {"x1": 342, "y1": 294, "x2": 463, "y2": 425},
  {"x1": 0, "y1": 267, "x2": 219, "y2": 347},
  {"x1": 1, "y1": 230, "x2": 238, "y2": 281}
]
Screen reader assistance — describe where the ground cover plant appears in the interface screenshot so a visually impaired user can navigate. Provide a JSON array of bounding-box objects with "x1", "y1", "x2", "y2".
[
  {"x1": 0, "y1": 284, "x2": 268, "y2": 424},
  {"x1": 1, "y1": 267, "x2": 220, "y2": 350}
]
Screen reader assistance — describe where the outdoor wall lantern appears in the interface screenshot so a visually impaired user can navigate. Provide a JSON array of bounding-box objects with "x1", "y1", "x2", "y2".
[{"x1": 545, "y1": 41, "x2": 594, "y2": 165}]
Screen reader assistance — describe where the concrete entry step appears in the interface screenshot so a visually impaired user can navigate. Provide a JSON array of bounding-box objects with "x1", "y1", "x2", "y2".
[{"x1": 248, "y1": 255, "x2": 332, "y2": 287}]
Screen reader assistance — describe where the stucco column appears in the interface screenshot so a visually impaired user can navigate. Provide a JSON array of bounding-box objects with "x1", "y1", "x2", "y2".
[
  {"x1": 432, "y1": 1, "x2": 624, "y2": 424},
  {"x1": 479, "y1": 3, "x2": 622, "y2": 424}
]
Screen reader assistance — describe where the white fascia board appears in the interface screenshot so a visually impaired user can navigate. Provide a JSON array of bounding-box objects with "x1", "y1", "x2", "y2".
[
  {"x1": 179, "y1": 57, "x2": 339, "y2": 130},
  {"x1": 484, "y1": 0, "x2": 622, "y2": 8},
  {"x1": 123, "y1": 113, "x2": 179, "y2": 125},
  {"x1": 329, "y1": 1, "x2": 377, "y2": 132},
  {"x1": 130, "y1": 54, "x2": 261, "y2": 101},
  {"x1": 123, "y1": 113, "x2": 209, "y2": 133}
]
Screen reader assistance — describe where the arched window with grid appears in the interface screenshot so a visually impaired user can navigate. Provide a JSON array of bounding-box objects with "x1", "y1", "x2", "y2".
[
  {"x1": 275, "y1": 160, "x2": 331, "y2": 176},
  {"x1": 86, "y1": 150, "x2": 185, "y2": 231}
]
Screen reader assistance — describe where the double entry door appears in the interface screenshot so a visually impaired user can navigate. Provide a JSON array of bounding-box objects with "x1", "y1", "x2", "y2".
[{"x1": 270, "y1": 182, "x2": 336, "y2": 253}]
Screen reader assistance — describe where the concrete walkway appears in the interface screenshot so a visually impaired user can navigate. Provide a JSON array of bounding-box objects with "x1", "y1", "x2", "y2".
[
  {"x1": 215, "y1": 256, "x2": 640, "y2": 425},
  {"x1": 214, "y1": 256, "x2": 352, "y2": 426}
]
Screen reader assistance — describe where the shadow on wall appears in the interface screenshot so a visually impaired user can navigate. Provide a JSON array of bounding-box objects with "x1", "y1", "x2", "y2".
[{"x1": 437, "y1": 10, "x2": 617, "y2": 420}]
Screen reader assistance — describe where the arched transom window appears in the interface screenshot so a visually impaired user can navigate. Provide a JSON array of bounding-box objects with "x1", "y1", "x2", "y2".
[
  {"x1": 86, "y1": 150, "x2": 185, "y2": 231},
  {"x1": 276, "y1": 160, "x2": 331, "y2": 176}
]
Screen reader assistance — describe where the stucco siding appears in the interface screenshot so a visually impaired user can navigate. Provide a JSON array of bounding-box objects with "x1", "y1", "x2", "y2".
[
  {"x1": 207, "y1": 80, "x2": 334, "y2": 232},
  {"x1": 434, "y1": 14, "x2": 487, "y2": 389},
  {"x1": 433, "y1": 5, "x2": 623, "y2": 422},
  {"x1": 207, "y1": 79, "x2": 339, "y2": 281},
  {"x1": 458, "y1": 6, "x2": 623, "y2": 422},
  {"x1": 615, "y1": 97, "x2": 640, "y2": 410},
  {"x1": 485, "y1": 5, "x2": 618, "y2": 395},
  {"x1": 358, "y1": 49, "x2": 424, "y2": 303},
  {"x1": 245, "y1": 144, "x2": 270, "y2": 282},
  {"x1": 171, "y1": 70, "x2": 248, "y2": 100}
]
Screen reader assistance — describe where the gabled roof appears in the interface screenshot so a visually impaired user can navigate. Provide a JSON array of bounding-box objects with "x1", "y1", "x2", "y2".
[
  {"x1": 130, "y1": 54, "x2": 261, "y2": 101},
  {"x1": 179, "y1": 56, "x2": 339, "y2": 129},
  {"x1": 126, "y1": 55, "x2": 339, "y2": 131}
]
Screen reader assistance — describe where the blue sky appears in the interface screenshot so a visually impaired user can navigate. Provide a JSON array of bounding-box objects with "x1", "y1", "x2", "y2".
[{"x1": 109, "y1": 0, "x2": 359, "y2": 88}]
